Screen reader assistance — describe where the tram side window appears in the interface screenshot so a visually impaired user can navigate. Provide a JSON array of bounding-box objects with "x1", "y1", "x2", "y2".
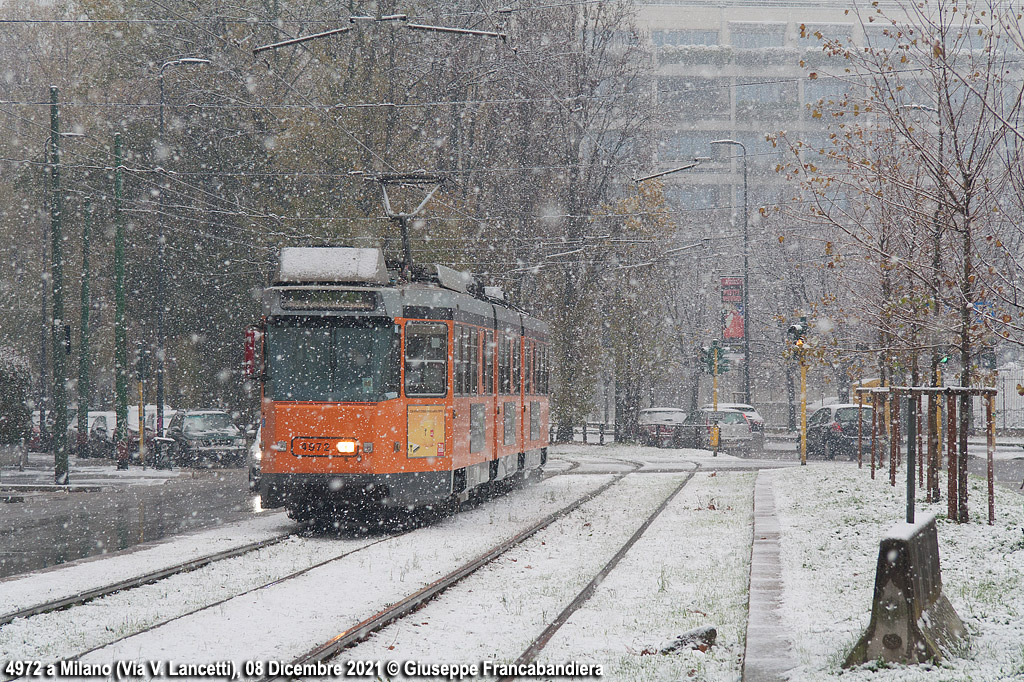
[
  {"x1": 511, "y1": 337, "x2": 521, "y2": 394},
  {"x1": 524, "y1": 340, "x2": 533, "y2": 394},
  {"x1": 484, "y1": 331, "x2": 495, "y2": 395},
  {"x1": 454, "y1": 326, "x2": 465, "y2": 396},
  {"x1": 470, "y1": 328, "x2": 479, "y2": 395},
  {"x1": 499, "y1": 336, "x2": 511, "y2": 394},
  {"x1": 405, "y1": 322, "x2": 448, "y2": 397},
  {"x1": 533, "y1": 342, "x2": 540, "y2": 394}
]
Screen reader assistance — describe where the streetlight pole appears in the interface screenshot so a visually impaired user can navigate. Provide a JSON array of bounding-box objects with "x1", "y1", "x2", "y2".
[
  {"x1": 711, "y1": 139, "x2": 750, "y2": 406},
  {"x1": 48, "y1": 86, "x2": 70, "y2": 485},
  {"x1": 155, "y1": 57, "x2": 208, "y2": 468},
  {"x1": 38, "y1": 127, "x2": 85, "y2": 465}
]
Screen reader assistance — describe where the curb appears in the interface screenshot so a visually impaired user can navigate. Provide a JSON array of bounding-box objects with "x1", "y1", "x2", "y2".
[{"x1": 742, "y1": 470, "x2": 798, "y2": 682}]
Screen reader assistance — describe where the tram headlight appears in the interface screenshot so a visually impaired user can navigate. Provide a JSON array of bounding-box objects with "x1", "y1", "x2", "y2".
[{"x1": 336, "y1": 440, "x2": 357, "y2": 454}]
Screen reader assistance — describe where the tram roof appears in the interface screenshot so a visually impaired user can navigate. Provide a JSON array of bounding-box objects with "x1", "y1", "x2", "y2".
[{"x1": 275, "y1": 247, "x2": 389, "y2": 285}]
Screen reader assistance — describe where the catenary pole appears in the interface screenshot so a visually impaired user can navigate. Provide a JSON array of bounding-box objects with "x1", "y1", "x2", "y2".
[
  {"x1": 77, "y1": 198, "x2": 91, "y2": 459},
  {"x1": 49, "y1": 86, "x2": 69, "y2": 485},
  {"x1": 114, "y1": 133, "x2": 129, "y2": 469},
  {"x1": 155, "y1": 57, "x2": 209, "y2": 469},
  {"x1": 711, "y1": 139, "x2": 750, "y2": 405}
]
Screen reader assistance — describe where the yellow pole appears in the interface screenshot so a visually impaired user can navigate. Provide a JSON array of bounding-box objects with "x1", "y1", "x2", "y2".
[
  {"x1": 712, "y1": 346, "x2": 719, "y2": 411},
  {"x1": 800, "y1": 355, "x2": 807, "y2": 466}
]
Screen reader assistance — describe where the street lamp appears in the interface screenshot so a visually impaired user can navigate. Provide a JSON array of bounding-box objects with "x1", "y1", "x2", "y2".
[
  {"x1": 155, "y1": 57, "x2": 209, "y2": 468},
  {"x1": 634, "y1": 157, "x2": 706, "y2": 184},
  {"x1": 710, "y1": 139, "x2": 750, "y2": 406}
]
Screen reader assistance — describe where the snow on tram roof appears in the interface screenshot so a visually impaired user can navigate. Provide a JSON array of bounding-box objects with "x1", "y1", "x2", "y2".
[{"x1": 276, "y1": 247, "x2": 389, "y2": 285}]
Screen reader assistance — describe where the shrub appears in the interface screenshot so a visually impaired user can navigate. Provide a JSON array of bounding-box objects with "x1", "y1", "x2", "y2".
[{"x1": 0, "y1": 347, "x2": 31, "y2": 445}]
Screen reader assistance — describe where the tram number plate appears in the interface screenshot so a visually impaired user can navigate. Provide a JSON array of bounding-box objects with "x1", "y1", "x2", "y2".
[{"x1": 291, "y1": 437, "x2": 355, "y2": 457}]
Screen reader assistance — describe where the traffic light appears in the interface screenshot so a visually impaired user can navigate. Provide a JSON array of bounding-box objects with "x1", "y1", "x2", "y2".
[
  {"x1": 698, "y1": 342, "x2": 730, "y2": 374},
  {"x1": 787, "y1": 317, "x2": 808, "y2": 349}
]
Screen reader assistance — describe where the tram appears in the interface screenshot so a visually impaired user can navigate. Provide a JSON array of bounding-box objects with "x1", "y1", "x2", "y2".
[{"x1": 248, "y1": 246, "x2": 550, "y2": 521}]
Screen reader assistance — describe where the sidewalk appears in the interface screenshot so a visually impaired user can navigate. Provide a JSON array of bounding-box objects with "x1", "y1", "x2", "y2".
[{"x1": 0, "y1": 451, "x2": 181, "y2": 493}]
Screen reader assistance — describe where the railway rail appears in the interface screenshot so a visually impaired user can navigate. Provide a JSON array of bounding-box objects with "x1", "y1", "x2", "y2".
[
  {"x1": 0, "y1": 531, "x2": 297, "y2": 627},
  {"x1": 268, "y1": 459, "x2": 697, "y2": 681},
  {"x1": 1, "y1": 462, "x2": 589, "y2": 674},
  {"x1": 3, "y1": 457, "x2": 706, "y2": 680}
]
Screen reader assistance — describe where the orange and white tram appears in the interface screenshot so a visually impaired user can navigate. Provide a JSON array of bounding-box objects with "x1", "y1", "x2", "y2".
[{"x1": 251, "y1": 247, "x2": 550, "y2": 521}]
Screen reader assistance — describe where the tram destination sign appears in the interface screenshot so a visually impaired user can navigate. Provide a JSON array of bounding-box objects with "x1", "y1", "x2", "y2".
[{"x1": 280, "y1": 289, "x2": 379, "y2": 311}]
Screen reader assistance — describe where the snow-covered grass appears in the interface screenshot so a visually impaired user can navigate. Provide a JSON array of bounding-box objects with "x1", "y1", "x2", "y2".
[
  {"x1": 772, "y1": 462, "x2": 1024, "y2": 681},
  {"x1": 345, "y1": 473, "x2": 697, "y2": 672},
  {"x1": 536, "y1": 470, "x2": 755, "y2": 682}
]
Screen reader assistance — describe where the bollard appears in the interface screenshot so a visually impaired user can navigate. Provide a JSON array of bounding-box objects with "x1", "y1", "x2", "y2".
[{"x1": 844, "y1": 513, "x2": 965, "y2": 667}]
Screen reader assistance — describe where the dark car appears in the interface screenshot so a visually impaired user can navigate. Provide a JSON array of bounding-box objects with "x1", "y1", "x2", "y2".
[
  {"x1": 164, "y1": 410, "x2": 247, "y2": 467},
  {"x1": 806, "y1": 404, "x2": 884, "y2": 460}
]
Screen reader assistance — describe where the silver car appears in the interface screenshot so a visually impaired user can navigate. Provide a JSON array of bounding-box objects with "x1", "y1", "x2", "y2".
[
  {"x1": 702, "y1": 403, "x2": 765, "y2": 450},
  {"x1": 681, "y1": 408, "x2": 753, "y2": 454}
]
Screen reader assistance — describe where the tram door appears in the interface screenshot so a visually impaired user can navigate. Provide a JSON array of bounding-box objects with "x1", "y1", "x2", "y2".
[{"x1": 404, "y1": 321, "x2": 450, "y2": 459}]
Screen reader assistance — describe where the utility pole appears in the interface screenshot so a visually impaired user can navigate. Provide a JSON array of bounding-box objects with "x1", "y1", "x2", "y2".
[
  {"x1": 38, "y1": 147, "x2": 50, "y2": 453},
  {"x1": 711, "y1": 139, "x2": 750, "y2": 406},
  {"x1": 114, "y1": 133, "x2": 129, "y2": 469},
  {"x1": 77, "y1": 198, "x2": 91, "y2": 459},
  {"x1": 155, "y1": 57, "x2": 210, "y2": 469},
  {"x1": 49, "y1": 86, "x2": 69, "y2": 485}
]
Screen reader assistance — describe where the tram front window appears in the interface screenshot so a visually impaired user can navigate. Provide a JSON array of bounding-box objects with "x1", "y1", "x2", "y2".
[{"x1": 267, "y1": 320, "x2": 399, "y2": 402}]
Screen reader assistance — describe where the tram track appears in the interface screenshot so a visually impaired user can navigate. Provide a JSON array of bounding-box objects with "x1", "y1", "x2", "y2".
[
  {"x1": 0, "y1": 530, "x2": 298, "y2": 627},
  {"x1": 0, "y1": 524, "x2": 419, "y2": 682},
  {"x1": 500, "y1": 466, "x2": 698, "y2": 679},
  {"x1": 0, "y1": 461, "x2": 574, "y2": 633},
  {"x1": 0, "y1": 461, "x2": 574, "y2": 629},
  {"x1": 269, "y1": 459, "x2": 692, "y2": 681},
  {"x1": 4, "y1": 458, "x2": 666, "y2": 679}
]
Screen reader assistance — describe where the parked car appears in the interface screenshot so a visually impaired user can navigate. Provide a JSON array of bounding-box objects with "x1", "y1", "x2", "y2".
[
  {"x1": 248, "y1": 425, "x2": 262, "y2": 492},
  {"x1": 702, "y1": 403, "x2": 765, "y2": 450},
  {"x1": 125, "y1": 406, "x2": 177, "y2": 463},
  {"x1": 29, "y1": 411, "x2": 54, "y2": 452},
  {"x1": 806, "y1": 403, "x2": 883, "y2": 460},
  {"x1": 68, "y1": 411, "x2": 116, "y2": 459},
  {"x1": 680, "y1": 407, "x2": 753, "y2": 454},
  {"x1": 164, "y1": 410, "x2": 247, "y2": 467},
  {"x1": 638, "y1": 408, "x2": 688, "y2": 447}
]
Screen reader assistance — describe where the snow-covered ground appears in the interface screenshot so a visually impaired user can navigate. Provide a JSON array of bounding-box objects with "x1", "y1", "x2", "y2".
[
  {"x1": 0, "y1": 444, "x2": 1020, "y2": 681},
  {"x1": 773, "y1": 463, "x2": 1024, "y2": 682}
]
